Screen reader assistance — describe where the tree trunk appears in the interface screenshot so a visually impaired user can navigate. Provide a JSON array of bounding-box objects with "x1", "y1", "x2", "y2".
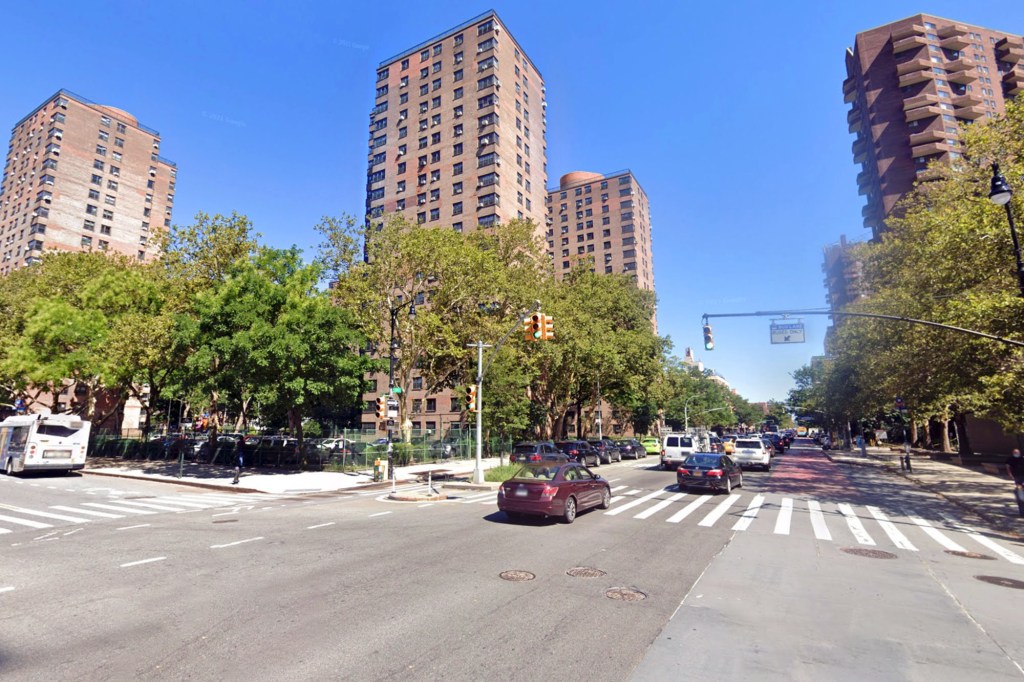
[
  {"x1": 922, "y1": 419, "x2": 935, "y2": 449},
  {"x1": 952, "y1": 412, "x2": 971, "y2": 457},
  {"x1": 910, "y1": 421, "x2": 919, "y2": 447}
]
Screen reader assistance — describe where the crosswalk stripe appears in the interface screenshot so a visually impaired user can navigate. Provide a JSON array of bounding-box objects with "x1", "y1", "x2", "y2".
[
  {"x1": 837, "y1": 503, "x2": 876, "y2": 545},
  {"x1": 108, "y1": 500, "x2": 193, "y2": 512},
  {"x1": 609, "y1": 485, "x2": 629, "y2": 493},
  {"x1": 732, "y1": 495, "x2": 765, "y2": 531},
  {"x1": 81, "y1": 503, "x2": 157, "y2": 515},
  {"x1": 51, "y1": 505, "x2": 124, "y2": 519},
  {"x1": 0, "y1": 513, "x2": 52, "y2": 529},
  {"x1": 605, "y1": 490, "x2": 664, "y2": 516},
  {"x1": 698, "y1": 494, "x2": 741, "y2": 527},
  {"x1": 634, "y1": 493, "x2": 685, "y2": 519},
  {"x1": 866, "y1": 506, "x2": 917, "y2": 551},
  {"x1": 807, "y1": 500, "x2": 832, "y2": 541},
  {"x1": 609, "y1": 488, "x2": 643, "y2": 504},
  {"x1": 479, "y1": 497, "x2": 497, "y2": 505},
  {"x1": 0, "y1": 528, "x2": 10, "y2": 534},
  {"x1": 938, "y1": 514, "x2": 1024, "y2": 565},
  {"x1": 774, "y1": 498, "x2": 793, "y2": 535},
  {"x1": 666, "y1": 495, "x2": 712, "y2": 523},
  {"x1": 461, "y1": 492, "x2": 496, "y2": 504},
  {"x1": 0, "y1": 506, "x2": 90, "y2": 523},
  {"x1": 151, "y1": 498, "x2": 218, "y2": 508},
  {"x1": 905, "y1": 513, "x2": 966, "y2": 552}
]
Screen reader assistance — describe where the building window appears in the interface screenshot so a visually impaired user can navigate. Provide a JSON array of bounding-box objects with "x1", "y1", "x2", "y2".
[
  {"x1": 98, "y1": 240, "x2": 109, "y2": 251},
  {"x1": 426, "y1": 398, "x2": 437, "y2": 413},
  {"x1": 453, "y1": 162, "x2": 463, "y2": 175},
  {"x1": 453, "y1": 201, "x2": 463, "y2": 215},
  {"x1": 83, "y1": 220, "x2": 96, "y2": 231},
  {"x1": 114, "y1": 137, "x2": 125, "y2": 148},
  {"x1": 103, "y1": 209, "x2": 114, "y2": 220},
  {"x1": 86, "y1": 204, "x2": 98, "y2": 216},
  {"x1": 430, "y1": 208, "x2": 440, "y2": 221},
  {"x1": 91, "y1": 174, "x2": 103, "y2": 186},
  {"x1": 89, "y1": 189, "x2": 100, "y2": 200},
  {"x1": 98, "y1": 130, "x2": 109, "y2": 142},
  {"x1": 104, "y1": 194, "x2": 116, "y2": 206},
  {"x1": 116, "y1": 122, "x2": 126, "y2": 133},
  {"x1": 100, "y1": 116, "x2": 111, "y2": 127}
]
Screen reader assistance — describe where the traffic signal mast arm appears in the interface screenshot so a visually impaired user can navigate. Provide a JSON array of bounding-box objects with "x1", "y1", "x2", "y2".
[{"x1": 701, "y1": 309, "x2": 1024, "y2": 349}]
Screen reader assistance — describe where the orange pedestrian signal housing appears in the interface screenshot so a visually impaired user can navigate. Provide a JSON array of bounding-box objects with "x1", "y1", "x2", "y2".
[{"x1": 542, "y1": 314, "x2": 554, "y2": 340}]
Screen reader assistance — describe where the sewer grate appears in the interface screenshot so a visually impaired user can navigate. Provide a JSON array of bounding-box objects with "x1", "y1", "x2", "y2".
[
  {"x1": 974, "y1": 575, "x2": 1024, "y2": 590},
  {"x1": 566, "y1": 567, "x2": 607, "y2": 579},
  {"x1": 499, "y1": 570, "x2": 536, "y2": 582},
  {"x1": 605, "y1": 587, "x2": 647, "y2": 602},
  {"x1": 946, "y1": 550, "x2": 996, "y2": 560},
  {"x1": 841, "y1": 547, "x2": 898, "y2": 560}
]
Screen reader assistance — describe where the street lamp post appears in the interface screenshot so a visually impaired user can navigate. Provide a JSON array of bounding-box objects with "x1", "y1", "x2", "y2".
[
  {"x1": 988, "y1": 163, "x2": 1024, "y2": 298},
  {"x1": 387, "y1": 300, "x2": 416, "y2": 493}
]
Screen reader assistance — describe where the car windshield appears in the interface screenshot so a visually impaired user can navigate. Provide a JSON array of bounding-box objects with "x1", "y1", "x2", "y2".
[
  {"x1": 684, "y1": 454, "x2": 722, "y2": 467},
  {"x1": 511, "y1": 465, "x2": 558, "y2": 481},
  {"x1": 513, "y1": 444, "x2": 538, "y2": 454}
]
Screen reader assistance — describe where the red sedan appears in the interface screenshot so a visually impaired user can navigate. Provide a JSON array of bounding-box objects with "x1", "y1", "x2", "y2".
[{"x1": 497, "y1": 462, "x2": 611, "y2": 523}]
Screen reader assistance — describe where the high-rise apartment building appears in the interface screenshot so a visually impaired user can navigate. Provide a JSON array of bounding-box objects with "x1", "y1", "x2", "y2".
[
  {"x1": 365, "y1": 10, "x2": 548, "y2": 235},
  {"x1": 544, "y1": 170, "x2": 654, "y2": 294},
  {"x1": 0, "y1": 89, "x2": 176, "y2": 273},
  {"x1": 822, "y1": 235, "x2": 865, "y2": 311},
  {"x1": 844, "y1": 15, "x2": 1023, "y2": 238}
]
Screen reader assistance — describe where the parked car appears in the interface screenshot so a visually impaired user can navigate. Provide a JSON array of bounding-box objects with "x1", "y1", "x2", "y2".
[
  {"x1": 510, "y1": 441, "x2": 565, "y2": 464},
  {"x1": 614, "y1": 438, "x2": 646, "y2": 459},
  {"x1": 676, "y1": 453, "x2": 744, "y2": 494},
  {"x1": 640, "y1": 437, "x2": 661, "y2": 456},
  {"x1": 554, "y1": 440, "x2": 600, "y2": 467},
  {"x1": 732, "y1": 438, "x2": 773, "y2": 471},
  {"x1": 765, "y1": 433, "x2": 786, "y2": 454},
  {"x1": 498, "y1": 461, "x2": 611, "y2": 523},
  {"x1": 660, "y1": 433, "x2": 709, "y2": 470},
  {"x1": 588, "y1": 439, "x2": 622, "y2": 465}
]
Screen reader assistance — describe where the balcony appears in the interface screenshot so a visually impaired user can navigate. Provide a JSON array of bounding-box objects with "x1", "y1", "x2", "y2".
[
  {"x1": 851, "y1": 137, "x2": 869, "y2": 164},
  {"x1": 954, "y1": 104, "x2": 986, "y2": 120},
  {"x1": 946, "y1": 69, "x2": 978, "y2": 85},
  {"x1": 905, "y1": 104, "x2": 942, "y2": 123},
  {"x1": 846, "y1": 106, "x2": 863, "y2": 133},
  {"x1": 1004, "y1": 68, "x2": 1024, "y2": 95},
  {"x1": 891, "y1": 23, "x2": 926, "y2": 42},
  {"x1": 909, "y1": 128, "x2": 953, "y2": 147},
  {"x1": 996, "y1": 36, "x2": 1024, "y2": 63},
  {"x1": 938, "y1": 24, "x2": 970, "y2": 50},
  {"x1": 896, "y1": 57, "x2": 932, "y2": 77},
  {"x1": 911, "y1": 141, "x2": 951, "y2": 158},
  {"x1": 843, "y1": 76, "x2": 857, "y2": 103},
  {"x1": 944, "y1": 57, "x2": 976, "y2": 72},
  {"x1": 951, "y1": 91, "x2": 983, "y2": 108},
  {"x1": 892, "y1": 34, "x2": 928, "y2": 54},
  {"x1": 898, "y1": 68, "x2": 933, "y2": 87},
  {"x1": 856, "y1": 169, "x2": 874, "y2": 195},
  {"x1": 903, "y1": 93, "x2": 940, "y2": 112}
]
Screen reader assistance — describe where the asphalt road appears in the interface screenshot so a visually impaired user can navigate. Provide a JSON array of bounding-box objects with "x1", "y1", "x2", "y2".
[{"x1": 2, "y1": 441, "x2": 1022, "y2": 681}]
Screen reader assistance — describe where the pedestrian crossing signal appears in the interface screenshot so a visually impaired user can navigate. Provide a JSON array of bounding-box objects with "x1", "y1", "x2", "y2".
[
  {"x1": 541, "y1": 314, "x2": 554, "y2": 340},
  {"x1": 703, "y1": 324, "x2": 714, "y2": 351}
]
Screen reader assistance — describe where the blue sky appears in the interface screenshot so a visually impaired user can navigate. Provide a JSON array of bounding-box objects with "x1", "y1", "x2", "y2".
[{"x1": 3, "y1": 1, "x2": 1022, "y2": 402}]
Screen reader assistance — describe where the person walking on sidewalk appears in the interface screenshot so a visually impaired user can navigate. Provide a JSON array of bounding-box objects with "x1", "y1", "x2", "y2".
[
  {"x1": 232, "y1": 443, "x2": 245, "y2": 485},
  {"x1": 1006, "y1": 448, "x2": 1024, "y2": 517}
]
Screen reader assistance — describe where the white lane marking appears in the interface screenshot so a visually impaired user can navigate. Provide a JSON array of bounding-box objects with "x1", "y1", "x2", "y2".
[
  {"x1": 732, "y1": 494, "x2": 766, "y2": 531},
  {"x1": 0, "y1": 586, "x2": 14, "y2": 593},
  {"x1": 774, "y1": 498, "x2": 793, "y2": 535},
  {"x1": 110, "y1": 500, "x2": 193, "y2": 512},
  {"x1": 807, "y1": 500, "x2": 832, "y2": 541},
  {"x1": 417, "y1": 503, "x2": 434, "y2": 508},
  {"x1": 369, "y1": 511, "x2": 392, "y2": 518},
  {"x1": 34, "y1": 531, "x2": 58, "y2": 540},
  {"x1": 0, "y1": 514, "x2": 51, "y2": 529},
  {"x1": 698, "y1": 494, "x2": 741, "y2": 527},
  {"x1": 634, "y1": 493, "x2": 685, "y2": 519},
  {"x1": 307, "y1": 522, "x2": 335, "y2": 529},
  {"x1": 606, "y1": 490, "x2": 665, "y2": 516},
  {"x1": 479, "y1": 497, "x2": 497, "y2": 505},
  {"x1": 151, "y1": 498, "x2": 215, "y2": 509},
  {"x1": 120, "y1": 557, "x2": 166, "y2": 568},
  {"x1": 609, "y1": 485, "x2": 629, "y2": 493},
  {"x1": 0, "y1": 528, "x2": 11, "y2": 535},
  {"x1": 939, "y1": 514, "x2": 1024, "y2": 565},
  {"x1": 609, "y1": 488, "x2": 643, "y2": 504},
  {"x1": 837, "y1": 503, "x2": 876, "y2": 545},
  {"x1": 51, "y1": 505, "x2": 124, "y2": 519},
  {"x1": 460, "y1": 492, "x2": 497, "y2": 504},
  {"x1": 666, "y1": 495, "x2": 712, "y2": 523},
  {"x1": 905, "y1": 513, "x2": 966, "y2": 552},
  {"x1": 116, "y1": 524, "x2": 151, "y2": 531},
  {"x1": 0, "y1": 505, "x2": 90, "y2": 523},
  {"x1": 63, "y1": 528, "x2": 83, "y2": 536},
  {"x1": 82, "y1": 503, "x2": 157, "y2": 515},
  {"x1": 867, "y1": 506, "x2": 917, "y2": 551},
  {"x1": 211, "y1": 537, "x2": 264, "y2": 549}
]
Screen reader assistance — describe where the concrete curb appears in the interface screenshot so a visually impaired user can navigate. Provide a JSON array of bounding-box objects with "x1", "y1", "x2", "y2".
[
  {"x1": 82, "y1": 470, "x2": 262, "y2": 495},
  {"x1": 443, "y1": 482, "x2": 500, "y2": 491}
]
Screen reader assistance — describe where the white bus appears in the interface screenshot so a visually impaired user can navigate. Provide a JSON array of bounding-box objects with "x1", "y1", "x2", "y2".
[{"x1": 0, "y1": 413, "x2": 91, "y2": 475}]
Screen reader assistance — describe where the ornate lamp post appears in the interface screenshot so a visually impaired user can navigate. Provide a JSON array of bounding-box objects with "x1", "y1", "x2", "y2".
[{"x1": 988, "y1": 163, "x2": 1024, "y2": 298}]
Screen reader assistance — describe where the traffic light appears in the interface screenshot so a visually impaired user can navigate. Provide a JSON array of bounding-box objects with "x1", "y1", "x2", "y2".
[
  {"x1": 465, "y1": 384, "x2": 478, "y2": 412},
  {"x1": 523, "y1": 315, "x2": 534, "y2": 341},
  {"x1": 541, "y1": 314, "x2": 554, "y2": 340},
  {"x1": 703, "y1": 324, "x2": 714, "y2": 351},
  {"x1": 375, "y1": 395, "x2": 387, "y2": 421},
  {"x1": 527, "y1": 313, "x2": 542, "y2": 341}
]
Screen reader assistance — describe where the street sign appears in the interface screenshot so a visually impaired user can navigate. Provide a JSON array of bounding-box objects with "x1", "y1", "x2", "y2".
[
  {"x1": 895, "y1": 397, "x2": 906, "y2": 411},
  {"x1": 770, "y1": 321, "x2": 806, "y2": 344},
  {"x1": 390, "y1": 386, "x2": 402, "y2": 394}
]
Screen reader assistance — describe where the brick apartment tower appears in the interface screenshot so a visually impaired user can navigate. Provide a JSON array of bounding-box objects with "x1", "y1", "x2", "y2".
[
  {"x1": 844, "y1": 15, "x2": 1023, "y2": 238},
  {"x1": 360, "y1": 10, "x2": 548, "y2": 435},
  {"x1": 0, "y1": 89, "x2": 177, "y2": 273},
  {"x1": 544, "y1": 170, "x2": 654, "y2": 295}
]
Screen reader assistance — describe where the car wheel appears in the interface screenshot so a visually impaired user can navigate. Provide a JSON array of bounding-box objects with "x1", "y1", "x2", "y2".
[
  {"x1": 724, "y1": 476, "x2": 732, "y2": 494},
  {"x1": 563, "y1": 496, "x2": 577, "y2": 524},
  {"x1": 737, "y1": 472, "x2": 743, "y2": 488},
  {"x1": 598, "y1": 487, "x2": 611, "y2": 509}
]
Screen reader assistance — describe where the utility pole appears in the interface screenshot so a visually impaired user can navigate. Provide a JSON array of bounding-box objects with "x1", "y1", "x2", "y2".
[{"x1": 467, "y1": 340, "x2": 491, "y2": 484}]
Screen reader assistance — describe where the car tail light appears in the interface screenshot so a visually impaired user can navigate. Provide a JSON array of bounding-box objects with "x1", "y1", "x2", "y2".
[
  {"x1": 569, "y1": 449, "x2": 578, "y2": 456},
  {"x1": 529, "y1": 454, "x2": 540, "y2": 461},
  {"x1": 706, "y1": 469, "x2": 723, "y2": 477},
  {"x1": 677, "y1": 468, "x2": 691, "y2": 476},
  {"x1": 540, "y1": 485, "x2": 557, "y2": 501}
]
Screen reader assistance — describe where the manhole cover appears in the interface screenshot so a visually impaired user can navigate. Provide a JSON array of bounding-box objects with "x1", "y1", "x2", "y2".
[
  {"x1": 946, "y1": 550, "x2": 996, "y2": 560},
  {"x1": 499, "y1": 570, "x2": 535, "y2": 582},
  {"x1": 841, "y1": 547, "x2": 898, "y2": 560},
  {"x1": 975, "y1": 575, "x2": 1024, "y2": 590},
  {"x1": 605, "y1": 587, "x2": 647, "y2": 601},
  {"x1": 566, "y1": 567, "x2": 607, "y2": 578}
]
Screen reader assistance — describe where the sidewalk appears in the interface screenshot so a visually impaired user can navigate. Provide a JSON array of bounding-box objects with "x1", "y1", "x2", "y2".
[
  {"x1": 82, "y1": 456, "x2": 505, "y2": 495},
  {"x1": 825, "y1": 445, "x2": 1023, "y2": 537}
]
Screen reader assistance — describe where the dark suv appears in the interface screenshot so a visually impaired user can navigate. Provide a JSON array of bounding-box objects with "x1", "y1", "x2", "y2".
[
  {"x1": 554, "y1": 440, "x2": 600, "y2": 467},
  {"x1": 588, "y1": 440, "x2": 622, "y2": 465},
  {"x1": 510, "y1": 441, "x2": 567, "y2": 464}
]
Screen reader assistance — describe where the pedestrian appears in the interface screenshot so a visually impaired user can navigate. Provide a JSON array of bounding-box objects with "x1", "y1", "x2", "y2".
[
  {"x1": 232, "y1": 441, "x2": 244, "y2": 485},
  {"x1": 1005, "y1": 448, "x2": 1024, "y2": 517}
]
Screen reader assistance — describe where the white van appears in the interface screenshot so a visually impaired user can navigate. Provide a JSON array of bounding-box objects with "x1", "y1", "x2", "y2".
[{"x1": 661, "y1": 432, "x2": 710, "y2": 471}]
